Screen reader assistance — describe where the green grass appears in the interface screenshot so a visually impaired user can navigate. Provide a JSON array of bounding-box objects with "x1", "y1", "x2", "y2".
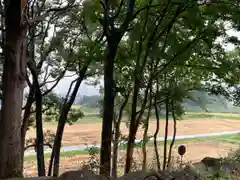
[
  {"x1": 210, "y1": 133, "x2": 240, "y2": 144},
  {"x1": 24, "y1": 149, "x2": 88, "y2": 161},
  {"x1": 24, "y1": 133, "x2": 240, "y2": 161},
  {"x1": 74, "y1": 112, "x2": 240, "y2": 124},
  {"x1": 184, "y1": 112, "x2": 240, "y2": 120}
]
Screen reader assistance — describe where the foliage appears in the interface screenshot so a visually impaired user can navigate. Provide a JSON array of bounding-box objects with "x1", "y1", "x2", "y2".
[
  {"x1": 76, "y1": 95, "x2": 101, "y2": 108},
  {"x1": 3, "y1": 0, "x2": 240, "y2": 177},
  {"x1": 25, "y1": 130, "x2": 55, "y2": 151}
]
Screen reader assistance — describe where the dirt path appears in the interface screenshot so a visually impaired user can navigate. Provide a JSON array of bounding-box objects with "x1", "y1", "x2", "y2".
[
  {"x1": 27, "y1": 119, "x2": 240, "y2": 146},
  {"x1": 23, "y1": 141, "x2": 239, "y2": 177}
]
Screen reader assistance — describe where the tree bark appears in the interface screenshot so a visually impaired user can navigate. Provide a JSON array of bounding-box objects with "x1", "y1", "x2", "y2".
[
  {"x1": 28, "y1": 23, "x2": 46, "y2": 175},
  {"x1": 28, "y1": 61, "x2": 46, "y2": 176},
  {"x1": 20, "y1": 85, "x2": 35, "y2": 172},
  {"x1": 124, "y1": 79, "x2": 140, "y2": 173},
  {"x1": 142, "y1": 90, "x2": 152, "y2": 170},
  {"x1": 35, "y1": 81, "x2": 45, "y2": 176},
  {"x1": 49, "y1": 67, "x2": 87, "y2": 177},
  {"x1": 124, "y1": 47, "x2": 142, "y2": 173},
  {"x1": 163, "y1": 94, "x2": 169, "y2": 170},
  {"x1": 111, "y1": 116, "x2": 120, "y2": 178},
  {"x1": 100, "y1": 41, "x2": 119, "y2": 176},
  {"x1": 125, "y1": 81, "x2": 151, "y2": 173},
  {"x1": 111, "y1": 93, "x2": 129, "y2": 178},
  {"x1": 100, "y1": 0, "x2": 136, "y2": 176},
  {"x1": 0, "y1": 0, "x2": 27, "y2": 178},
  {"x1": 153, "y1": 98, "x2": 161, "y2": 171},
  {"x1": 167, "y1": 100, "x2": 177, "y2": 169}
]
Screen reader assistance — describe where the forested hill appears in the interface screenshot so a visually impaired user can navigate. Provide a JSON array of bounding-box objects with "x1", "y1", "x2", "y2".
[
  {"x1": 74, "y1": 91, "x2": 240, "y2": 113},
  {"x1": 75, "y1": 95, "x2": 101, "y2": 108}
]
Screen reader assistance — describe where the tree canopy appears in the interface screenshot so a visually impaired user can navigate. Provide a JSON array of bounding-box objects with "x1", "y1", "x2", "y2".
[{"x1": 1, "y1": 0, "x2": 240, "y2": 178}]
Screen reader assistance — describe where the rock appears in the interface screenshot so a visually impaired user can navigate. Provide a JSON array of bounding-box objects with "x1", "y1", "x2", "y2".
[
  {"x1": 58, "y1": 167, "x2": 109, "y2": 180},
  {"x1": 201, "y1": 157, "x2": 221, "y2": 168},
  {"x1": 5, "y1": 178, "x2": 55, "y2": 180},
  {"x1": 118, "y1": 171, "x2": 165, "y2": 180},
  {"x1": 166, "y1": 165, "x2": 201, "y2": 180}
]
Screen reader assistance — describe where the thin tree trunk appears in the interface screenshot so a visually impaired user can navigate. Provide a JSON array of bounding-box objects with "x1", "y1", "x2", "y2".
[
  {"x1": 125, "y1": 78, "x2": 142, "y2": 173},
  {"x1": 20, "y1": 85, "x2": 35, "y2": 172},
  {"x1": 125, "y1": 79, "x2": 150, "y2": 173},
  {"x1": 28, "y1": 24, "x2": 46, "y2": 175},
  {"x1": 125, "y1": 85, "x2": 138, "y2": 173},
  {"x1": 111, "y1": 93, "x2": 129, "y2": 178},
  {"x1": 167, "y1": 100, "x2": 177, "y2": 169},
  {"x1": 111, "y1": 117, "x2": 120, "y2": 178},
  {"x1": 125, "y1": 50, "x2": 144, "y2": 173},
  {"x1": 35, "y1": 82, "x2": 45, "y2": 176},
  {"x1": 142, "y1": 103, "x2": 152, "y2": 170},
  {"x1": 124, "y1": 11, "x2": 154, "y2": 171},
  {"x1": 50, "y1": 69, "x2": 86, "y2": 177},
  {"x1": 28, "y1": 61, "x2": 46, "y2": 176},
  {"x1": 142, "y1": 85, "x2": 152, "y2": 170},
  {"x1": 0, "y1": 0, "x2": 27, "y2": 177},
  {"x1": 163, "y1": 95, "x2": 169, "y2": 171},
  {"x1": 153, "y1": 97, "x2": 161, "y2": 171}
]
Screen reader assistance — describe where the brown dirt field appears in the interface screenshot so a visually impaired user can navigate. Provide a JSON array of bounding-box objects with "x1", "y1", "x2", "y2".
[
  {"x1": 26, "y1": 119, "x2": 240, "y2": 146},
  {"x1": 23, "y1": 141, "x2": 239, "y2": 177}
]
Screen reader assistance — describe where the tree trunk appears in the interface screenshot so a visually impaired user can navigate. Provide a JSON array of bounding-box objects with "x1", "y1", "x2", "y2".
[
  {"x1": 28, "y1": 24, "x2": 46, "y2": 176},
  {"x1": 111, "y1": 93, "x2": 129, "y2": 178},
  {"x1": 100, "y1": 42, "x2": 119, "y2": 176},
  {"x1": 125, "y1": 80, "x2": 139, "y2": 173},
  {"x1": 20, "y1": 85, "x2": 35, "y2": 172},
  {"x1": 0, "y1": 0, "x2": 27, "y2": 178},
  {"x1": 153, "y1": 100, "x2": 161, "y2": 171},
  {"x1": 100, "y1": 0, "x2": 136, "y2": 175},
  {"x1": 163, "y1": 95, "x2": 169, "y2": 171},
  {"x1": 35, "y1": 83, "x2": 45, "y2": 176},
  {"x1": 125, "y1": 124, "x2": 138, "y2": 173},
  {"x1": 167, "y1": 101, "x2": 177, "y2": 169},
  {"x1": 50, "y1": 72, "x2": 86, "y2": 177},
  {"x1": 125, "y1": 77, "x2": 150, "y2": 173},
  {"x1": 111, "y1": 118, "x2": 120, "y2": 178},
  {"x1": 142, "y1": 92, "x2": 152, "y2": 170}
]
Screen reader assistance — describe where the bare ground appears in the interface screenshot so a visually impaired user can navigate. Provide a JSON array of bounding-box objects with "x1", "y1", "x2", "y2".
[
  {"x1": 24, "y1": 141, "x2": 239, "y2": 177},
  {"x1": 26, "y1": 119, "x2": 240, "y2": 146},
  {"x1": 24, "y1": 118, "x2": 240, "y2": 176}
]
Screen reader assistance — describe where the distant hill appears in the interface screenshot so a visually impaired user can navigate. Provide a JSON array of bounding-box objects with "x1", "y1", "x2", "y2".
[
  {"x1": 184, "y1": 90, "x2": 240, "y2": 113},
  {"x1": 75, "y1": 95, "x2": 101, "y2": 108},
  {"x1": 74, "y1": 91, "x2": 240, "y2": 113}
]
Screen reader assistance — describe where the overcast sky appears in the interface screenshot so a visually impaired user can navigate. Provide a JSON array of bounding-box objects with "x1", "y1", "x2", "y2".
[
  {"x1": 52, "y1": 27, "x2": 240, "y2": 96},
  {"x1": 53, "y1": 74, "x2": 101, "y2": 96}
]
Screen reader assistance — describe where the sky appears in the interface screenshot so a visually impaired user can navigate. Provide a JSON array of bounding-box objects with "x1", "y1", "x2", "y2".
[
  {"x1": 53, "y1": 74, "x2": 101, "y2": 96},
  {"x1": 52, "y1": 26, "x2": 240, "y2": 96}
]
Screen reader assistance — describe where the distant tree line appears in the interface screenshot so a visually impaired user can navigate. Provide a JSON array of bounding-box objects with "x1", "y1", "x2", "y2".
[
  {"x1": 75, "y1": 90, "x2": 239, "y2": 113},
  {"x1": 75, "y1": 95, "x2": 101, "y2": 108}
]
